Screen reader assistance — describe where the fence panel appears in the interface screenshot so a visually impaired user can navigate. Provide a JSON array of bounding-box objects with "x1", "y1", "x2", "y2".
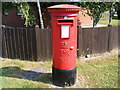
[
  {"x1": 41, "y1": 29, "x2": 46, "y2": 60},
  {"x1": 22, "y1": 28, "x2": 27, "y2": 60},
  {"x1": 77, "y1": 26, "x2": 82, "y2": 56},
  {"x1": 118, "y1": 26, "x2": 120, "y2": 50},
  {"x1": 18, "y1": 28, "x2": 24, "y2": 60},
  {"x1": 31, "y1": 28, "x2": 37, "y2": 61},
  {"x1": 44, "y1": 29, "x2": 50, "y2": 60},
  {"x1": 2, "y1": 28, "x2": 7, "y2": 58},
  {"x1": 0, "y1": 27, "x2": 2, "y2": 57},
  {"x1": 48, "y1": 29, "x2": 52, "y2": 59},
  {"x1": 6, "y1": 28, "x2": 11, "y2": 58},
  {"x1": 15, "y1": 28, "x2": 21, "y2": 59},
  {"x1": 35, "y1": 28, "x2": 52, "y2": 61},
  {"x1": 82, "y1": 28, "x2": 92, "y2": 55},
  {"x1": 35, "y1": 27, "x2": 46, "y2": 61},
  {"x1": 92, "y1": 27, "x2": 109, "y2": 54},
  {"x1": 28, "y1": 29, "x2": 32, "y2": 60},
  {"x1": 108, "y1": 26, "x2": 118, "y2": 51},
  {"x1": 11, "y1": 28, "x2": 16, "y2": 58},
  {"x1": 2, "y1": 26, "x2": 119, "y2": 61},
  {"x1": 35, "y1": 26, "x2": 41, "y2": 60}
]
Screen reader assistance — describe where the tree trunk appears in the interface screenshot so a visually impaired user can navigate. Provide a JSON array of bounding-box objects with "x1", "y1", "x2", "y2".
[
  {"x1": 37, "y1": 0, "x2": 44, "y2": 29},
  {"x1": 108, "y1": 9, "x2": 112, "y2": 26},
  {"x1": 117, "y1": 10, "x2": 120, "y2": 20}
]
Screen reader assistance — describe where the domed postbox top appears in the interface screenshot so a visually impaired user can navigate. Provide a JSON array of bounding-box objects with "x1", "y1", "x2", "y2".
[
  {"x1": 48, "y1": 4, "x2": 80, "y2": 9},
  {"x1": 48, "y1": 4, "x2": 81, "y2": 12}
]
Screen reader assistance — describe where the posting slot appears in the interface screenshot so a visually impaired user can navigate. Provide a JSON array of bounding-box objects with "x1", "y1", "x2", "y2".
[{"x1": 58, "y1": 19, "x2": 73, "y2": 25}]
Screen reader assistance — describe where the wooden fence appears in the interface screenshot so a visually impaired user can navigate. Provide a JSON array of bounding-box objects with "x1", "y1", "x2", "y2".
[
  {"x1": 77, "y1": 26, "x2": 119, "y2": 56},
  {"x1": 1, "y1": 26, "x2": 119, "y2": 61},
  {"x1": 35, "y1": 26, "x2": 52, "y2": 61},
  {"x1": 2, "y1": 28, "x2": 37, "y2": 61},
  {"x1": 0, "y1": 27, "x2": 2, "y2": 57}
]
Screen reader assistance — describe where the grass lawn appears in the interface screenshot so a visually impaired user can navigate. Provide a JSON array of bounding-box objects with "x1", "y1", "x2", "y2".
[
  {"x1": 0, "y1": 59, "x2": 52, "y2": 88},
  {"x1": 98, "y1": 19, "x2": 120, "y2": 26},
  {"x1": 0, "y1": 51, "x2": 118, "y2": 88},
  {"x1": 77, "y1": 51, "x2": 118, "y2": 88}
]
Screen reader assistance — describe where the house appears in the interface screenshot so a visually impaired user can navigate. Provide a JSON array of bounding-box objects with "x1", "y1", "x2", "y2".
[
  {"x1": 2, "y1": 6, "x2": 93, "y2": 28},
  {"x1": 2, "y1": 9, "x2": 26, "y2": 28},
  {"x1": 77, "y1": 8, "x2": 93, "y2": 27}
]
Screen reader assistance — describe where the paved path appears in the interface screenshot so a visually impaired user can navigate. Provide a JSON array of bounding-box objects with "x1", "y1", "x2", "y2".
[{"x1": 22, "y1": 66, "x2": 51, "y2": 80}]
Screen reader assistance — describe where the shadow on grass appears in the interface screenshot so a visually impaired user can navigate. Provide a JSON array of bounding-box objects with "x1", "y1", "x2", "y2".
[{"x1": 1, "y1": 66, "x2": 52, "y2": 84}]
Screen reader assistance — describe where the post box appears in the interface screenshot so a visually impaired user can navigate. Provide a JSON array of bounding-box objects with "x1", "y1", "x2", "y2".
[{"x1": 48, "y1": 4, "x2": 81, "y2": 86}]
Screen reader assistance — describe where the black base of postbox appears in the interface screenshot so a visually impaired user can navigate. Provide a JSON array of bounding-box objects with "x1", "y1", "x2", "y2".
[{"x1": 52, "y1": 66, "x2": 76, "y2": 87}]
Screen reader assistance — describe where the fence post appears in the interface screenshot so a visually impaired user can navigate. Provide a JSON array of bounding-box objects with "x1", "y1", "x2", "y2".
[
  {"x1": 0, "y1": 2, "x2": 2, "y2": 57},
  {"x1": 91, "y1": 27, "x2": 94, "y2": 54},
  {"x1": 107, "y1": 26, "x2": 112, "y2": 52},
  {"x1": 77, "y1": 26, "x2": 82, "y2": 57},
  {"x1": 119, "y1": 26, "x2": 120, "y2": 55},
  {"x1": 35, "y1": 25, "x2": 40, "y2": 61},
  {"x1": 0, "y1": 27, "x2": 2, "y2": 57}
]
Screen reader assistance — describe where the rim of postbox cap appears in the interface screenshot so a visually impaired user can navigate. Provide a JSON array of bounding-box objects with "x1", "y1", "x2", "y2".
[{"x1": 48, "y1": 4, "x2": 81, "y2": 12}]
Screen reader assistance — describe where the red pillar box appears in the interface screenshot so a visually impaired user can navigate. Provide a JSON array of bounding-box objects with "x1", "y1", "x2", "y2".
[{"x1": 48, "y1": 4, "x2": 81, "y2": 86}]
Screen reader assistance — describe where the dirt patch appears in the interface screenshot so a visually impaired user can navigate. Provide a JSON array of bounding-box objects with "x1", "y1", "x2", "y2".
[
  {"x1": 48, "y1": 74, "x2": 87, "y2": 88},
  {"x1": 78, "y1": 49, "x2": 118, "y2": 61}
]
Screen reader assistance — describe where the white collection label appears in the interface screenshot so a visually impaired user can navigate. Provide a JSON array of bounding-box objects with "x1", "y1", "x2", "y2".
[{"x1": 61, "y1": 25, "x2": 70, "y2": 38}]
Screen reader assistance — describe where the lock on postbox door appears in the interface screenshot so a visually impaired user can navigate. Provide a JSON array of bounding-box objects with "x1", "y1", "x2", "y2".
[{"x1": 48, "y1": 4, "x2": 81, "y2": 86}]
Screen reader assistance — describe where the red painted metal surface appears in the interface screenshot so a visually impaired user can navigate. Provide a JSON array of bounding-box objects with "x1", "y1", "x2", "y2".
[
  {"x1": 48, "y1": 4, "x2": 80, "y2": 9},
  {"x1": 48, "y1": 4, "x2": 80, "y2": 70}
]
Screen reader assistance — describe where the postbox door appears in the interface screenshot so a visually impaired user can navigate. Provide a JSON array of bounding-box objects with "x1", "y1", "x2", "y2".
[{"x1": 52, "y1": 16, "x2": 77, "y2": 70}]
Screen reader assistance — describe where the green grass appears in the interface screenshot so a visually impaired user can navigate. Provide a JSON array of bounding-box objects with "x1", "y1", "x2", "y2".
[
  {"x1": 0, "y1": 51, "x2": 119, "y2": 88},
  {"x1": 98, "y1": 19, "x2": 120, "y2": 26},
  {"x1": 0, "y1": 58, "x2": 52, "y2": 88},
  {"x1": 1, "y1": 58, "x2": 52, "y2": 70},
  {"x1": 98, "y1": 11, "x2": 120, "y2": 26},
  {"x1": 77, "y1": 52, "x2": 118, "y2": 88},
  {"x1": 1, "y1": 77, "x2": 48, "y2": 88}
]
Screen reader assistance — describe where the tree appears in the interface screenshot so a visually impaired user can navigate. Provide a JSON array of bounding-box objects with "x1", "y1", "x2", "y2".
[
  {"x1": 2, "y1": 2, "x2": 118, "y2": 27},
  {"x1": 37, "y1": 0, "x2": 44, "y2": 29},
  {"x1": 2, "y1": 2, "x2": 37, "y2": 27},
  {"x1": 76, "y1": 2, "x2": 119, "y2": 27},
  {"x1": 2, "y1": 2, "x2": 16, "y2": 15},
  {"x1": 17, "y1": 2, "x2": 36, "y2": 27},
  {"x1": 2, "y1": 2, "x2": 52, "y2": 27},
  {"x1": 106, "y1": 2, "x2": 116, "y2": 26},
  {"x1": 76, "y1": 2, "x2": 107, "y2": 27},
  {"x1": 114, "y1": 2, "x2": 120, "y2": 20},
  {"x1": 2, "y1": 2, "x2": 70, "y2": 27}
]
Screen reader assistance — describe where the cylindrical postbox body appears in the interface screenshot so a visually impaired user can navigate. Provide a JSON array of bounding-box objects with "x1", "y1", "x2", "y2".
[{"x1": 48, "y1": 4, "x2": 81, "y2": 86}]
